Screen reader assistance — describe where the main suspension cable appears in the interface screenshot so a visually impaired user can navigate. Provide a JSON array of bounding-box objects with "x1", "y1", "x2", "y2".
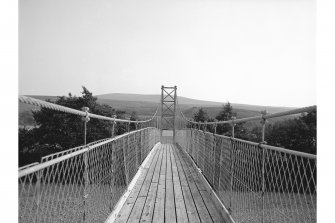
[{"x1": 19, "y1": 95, "x2": 159, "y2": 124}]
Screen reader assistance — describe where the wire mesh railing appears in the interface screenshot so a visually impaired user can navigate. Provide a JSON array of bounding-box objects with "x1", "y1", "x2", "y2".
[
  {"x1": 19, "y1": 89, "x2": 317, "y2": 222},
  {"x1": 19, "y1": 95, "x2": 160, "y2": 167},
  {"x1": 18, "y1": 95, "x2": 161, "y2": 222},
  {"x1": 176, "y1": 129, "x2": 316, "y2": 223},
  {"x1": 18, "y1": 127, "x2": 160, "y2": 223}
]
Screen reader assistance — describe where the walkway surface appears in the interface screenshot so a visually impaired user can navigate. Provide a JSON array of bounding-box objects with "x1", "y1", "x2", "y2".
[{"x1": 114, "y1": 143, "x2": 231, "y2": 223}]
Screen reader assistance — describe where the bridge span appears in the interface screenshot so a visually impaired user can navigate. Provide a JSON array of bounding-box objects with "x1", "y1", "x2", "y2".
[
  {"x1": 19, "y1": 86, "x2": 316, "y2": 223},
  {"x1": 111, "y1": 143, "x2": 231, "y2": 223}
]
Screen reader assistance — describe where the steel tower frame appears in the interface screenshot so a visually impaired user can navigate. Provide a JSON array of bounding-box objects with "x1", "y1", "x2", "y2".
[{"x1": 160, "y1": 85, "x2": 177, "y2": 143}]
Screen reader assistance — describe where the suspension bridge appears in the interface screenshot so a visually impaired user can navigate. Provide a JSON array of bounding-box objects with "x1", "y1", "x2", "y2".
[{"x1": 18, "y1": 86, "x2": 317, "y2": 223}]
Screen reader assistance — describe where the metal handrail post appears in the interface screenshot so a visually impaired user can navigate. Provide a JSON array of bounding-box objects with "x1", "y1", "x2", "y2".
[
  {"x1": 35, "y1": 169, "x2": 42, "y2": 222},
  {"x1": 260, "y1": 110, "x2": 267, "y2": 223},
  {"x1": 160, "y1": 85, "x2": 164, "y2": 140},
  {"x1": 231, "y1": 117, "x2": 236, "y2": 138},
  {"x1": 135, "y1": 132, "x2": 139, "y2": 168},
  {"x1": 83, "y1": 149, "x2": 88, "y2": 223},
  {"x1": 82, "y1": 107, "x2": 90, "y2": 223},
  {"x1": 229, "y1": 137, "x2": 235, "y2": 215},
  {"x1": 173, "y1": 86, "x2": 177, "y2": 143},
  {"x1": 111, "y1": 115, "x2": 116, "y2": 138},
  {"x1": 260, "y1": 143, "x2": 266, "y2": 223},
  {"x1": 110, "y1": 140, "x2": 115, "y2": 212},
  {"x1": 123, "y1": 137, "x2": 129, "y2": 185}
]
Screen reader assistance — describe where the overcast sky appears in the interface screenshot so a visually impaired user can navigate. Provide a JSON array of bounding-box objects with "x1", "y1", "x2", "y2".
[{"x1": 19, "y1": 0, "x2": 315, "y2": 107}]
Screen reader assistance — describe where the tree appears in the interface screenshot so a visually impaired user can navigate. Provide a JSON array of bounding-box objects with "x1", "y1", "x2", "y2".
[
  {"x1": 32, "y1": 87, "x2": 115, "y2": 149},
  {"x1": 249, "y1": 110, "x2": 317, "y2": 154},
  {"x1": 129, "y1": 111, "x2": 139, "y2": 130},
  {"x1": 19, "y1": 86, "x2": 127, "y2": 166},
  {"x1": 215, "y1": 102, "x2": 235, "y2": 135},
  {"x1": 214, "y1": 102, "x2": 247, "y2": 138},
  {"x1": 193, "y1": 108, "x2": 209, "y2": 122},
  {"x1": 266, "y1": 110, "x2": 316, "y2": 154},
  {"x1": 206, "y1": 117, "x2": 216, "y2": 133},
  {"x1": 216, "y1": 102, "x2": 235, "y2": 121}
]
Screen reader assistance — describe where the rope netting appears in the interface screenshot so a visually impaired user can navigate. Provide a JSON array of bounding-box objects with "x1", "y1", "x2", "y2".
[
  {"x1": 19, "y1": 128, "x2": 160, "y2": 222},
  {"x1": 18, "y1": 96, "x2": 161, "y2": 222},
  {"x1": 19, "y1": 95, "x2": 159, "y2": 124},
  {"x1": 175, "y1": 102, "x2": 317, "y2": 223},
  {"x1": 19, "y1": 94, "x2": 317, "y2": 222}
]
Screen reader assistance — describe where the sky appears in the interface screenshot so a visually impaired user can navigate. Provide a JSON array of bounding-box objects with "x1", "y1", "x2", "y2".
[{"x1": 19, "y1": 0, "x2": 316, "y2": 107}]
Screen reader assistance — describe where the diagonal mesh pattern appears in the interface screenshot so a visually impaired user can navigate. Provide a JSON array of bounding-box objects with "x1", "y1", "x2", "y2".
[
  {"x1": 176, "y1": 128, "x2": 316, "y2": 223},
  {"x1": 19, "y1": 127, "x2": 160, "y2": 223}
]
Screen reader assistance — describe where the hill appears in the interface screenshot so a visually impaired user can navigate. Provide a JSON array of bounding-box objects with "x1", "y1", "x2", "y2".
[
  {"x1": 97, "y1": 93, "x2": 296, "y2": 113},
  {"x1": 18, "y1": 93, "x2": 298, "y2": 127}
]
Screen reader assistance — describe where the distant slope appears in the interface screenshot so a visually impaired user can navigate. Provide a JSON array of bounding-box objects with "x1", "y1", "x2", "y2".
[
  {"x1": 97, "y1": 93, "x2": 297, "y2": 113},
  {"x1": 97, "y1": 93, "x2": 224, "y2": 106},
  {"x1": 19, "y1": 93, "x2": 299, "y2": 127}
]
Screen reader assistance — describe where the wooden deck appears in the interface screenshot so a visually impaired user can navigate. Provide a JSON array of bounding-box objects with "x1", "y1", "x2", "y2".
[{"x1": 114, "y1": 143, "x2": 231, "y2": 223}]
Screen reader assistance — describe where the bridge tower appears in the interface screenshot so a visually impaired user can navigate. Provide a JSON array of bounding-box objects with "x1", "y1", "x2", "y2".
[{"x1": 160, "y1": 85, "x2": 177, "y2": 143}]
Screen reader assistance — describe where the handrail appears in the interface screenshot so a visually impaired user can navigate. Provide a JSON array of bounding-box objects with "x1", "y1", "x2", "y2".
[
  {"x1": 18, "y1": 127, "x2": 156, "y2": 178},
  {"x1": 19, "y1": 95, "x2": 158, "y2": 123},
  {"x1": 192, "y1": 129, "x2": 317, "y2": 159},
  {"x1": 19, "y1": 127, "x2": 160, "y2": 222},
  {"x1": 175, "y1": 128, "x2": 317, "y2": 223}
]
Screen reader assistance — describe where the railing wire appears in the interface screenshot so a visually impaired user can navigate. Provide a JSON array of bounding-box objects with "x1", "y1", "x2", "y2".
[
  {"x1": 175, "y1": 101, "x2": 316, "y2": 223},
  {"x1": 19, "y1": 95, "x2": 161, "y2": 222},
  {"x1": 19, "y1": 127, "x2": 160, "y2": 223}
]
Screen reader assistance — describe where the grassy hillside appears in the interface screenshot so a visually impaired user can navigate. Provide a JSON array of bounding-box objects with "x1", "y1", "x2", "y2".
[
  {"x1": 97, "y1": 93, "x2": 297, "y2": 113},
  {"x1": 19, "y1": 94, "x2": 299, "y2": 127}
]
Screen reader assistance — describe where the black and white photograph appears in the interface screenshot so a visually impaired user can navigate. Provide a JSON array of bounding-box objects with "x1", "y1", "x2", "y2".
[{"x1": 3, "y1": 0, "x2": 335, "y2": 222}]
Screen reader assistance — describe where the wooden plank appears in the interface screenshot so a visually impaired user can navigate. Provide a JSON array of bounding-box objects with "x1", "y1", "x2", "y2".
[
  {"x1": 175, "y1": 146, "x2": 213, "y2": 223},
  {"x1": 186, "y1": 160, "x2": 225, "y2": 222},
  {"x1": 174, "y1": 185, "x2": 189, "y2": 223},
  {"x1": 179, "y1": 148, "x2": 207, "y2": 191},
  {"x1": 187, "y1": 180, "x2": 212, "y2": 223},
  {"x1": 172, "y1": 145, "x2": 201, "y2": 223},
  {"x1": 151, "y1": 145, "x2": 164, "y2": 183},
  {"x1": 200, "y1": 190, "x2": 227, "y2": 223},
  {"x1": 116, "y1": 143, "x2": 229, "y2": 223},
  {"x1": 160, "y1": 144, "x2": 167, "y2": 176},
  {"x1": 174, "y1": 152, "x2": 188, "y2": 187},
  {"x1": 180, "y1": 186, "x2": 201, "y2": 223},
  {"x1": 179, "y1": 145, "x2": 234, "y2": 223},
  {"x1": 114, "y1": 147, "x2": 159, "y2": 223},
  {"x1": 152, "y1": 145, "x2": 167, "y2": 223},
  {"x1": 139, "y1": 145, "x2": 164, "y2": 222},
  {"x1": 170, "y1": 145, "x2": 180, "y2": 184},
  {"x1": 170, "y1": 145, "x2": 189, "y2": 223},
  {"x1": 152, "y1": 177, "x2": 165, "y2": 223},
  {"x1": 138, "y1": 146, "x2": 161, "y2": 197},
  {"x1": 127, "y1": 196, "x2": 146, "y2": 223},
  {"x1": 165, "y1": 145, "x2": 176, "y2": 223},
  {"x1": 166, "y1": 145, "x2": 173, "y2": 181},
  {"x1": 127, "y1": 149, "x2": 161, "y2": 222},
  {"x1": 140, "y1": 182, "x2": 158, "y2": 223}
]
